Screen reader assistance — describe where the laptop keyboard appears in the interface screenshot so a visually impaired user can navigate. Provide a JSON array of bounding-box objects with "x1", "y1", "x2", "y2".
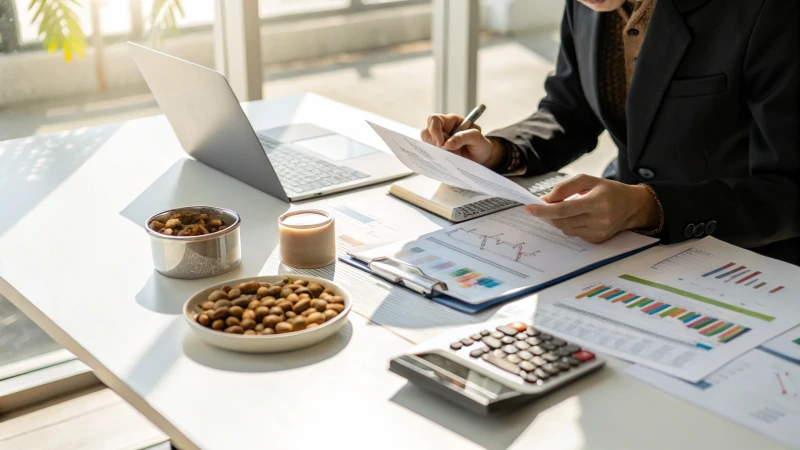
[{"x1": 258, "y1": 134, "x2": 369, "y2": 194}]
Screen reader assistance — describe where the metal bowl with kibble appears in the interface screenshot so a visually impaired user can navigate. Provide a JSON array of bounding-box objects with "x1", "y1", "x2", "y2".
[{"x1": 183, "y1": 275, "x2": 352, "y2": 353}]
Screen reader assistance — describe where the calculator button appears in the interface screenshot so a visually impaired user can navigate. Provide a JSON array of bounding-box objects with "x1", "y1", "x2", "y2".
[
  {"x1": 539, "y1": 333, "x2": 553, "y2": 341},
  {"x1": 573, "y1": 350, "x2": 596, "y2": 362},
  {"x1": 497, "y1": 326, "x2": 519, "y2": 336},
  {"x1": 561, "y1": 356, "x2": 581, "y2": 367},
  {"x1": 491, "y1": 331, "x2": 504, "y2": 339},
  {"x1": 502, "y1": 345, "x2": 519, "y2": 354},
  {"x1": 519, "y1": 361, "x2": 536, "y2": 372},
  {"x1": 526, "y1": 337, "x2": 542, "y2": 346},
  {"x1": 533, "y1": 368, "x2": 550, "y2": 380},
  {"x1": 531, "y1": 346, "x2": 546, "y2": 356},
  {"x1": 470, "y1": 333, "x2": 482, "y2": 341},
  {"x1": 554, "y1": 361, "x2": 571, "y2": 371},
  {"x1": 514, "y1": 341, "x2": 531, "y2": 351},
  {"x1": 551, "y1": 338, "x2": 567, "y2": 347},
  {"x1": 480, "y1": 330, "x2": 491, "y2": 336},
  {"x1": 526, "y1": 328, "x2": 540, "y2": 337},
  {"x1": 484, "y1": 355, "x2": 521, "y2": 375},
  {"x1": 507, "y1": 322, "x2": 527, "y2": 332},
  {"x1": 450, "y1": 342, "x2": 463, "y2": 350},
  {"x1": 492, "y1": 349, "x2": 507, "y2": 358},
  {"x1": 563, "y1": 344, "x2": 581, "y2": 354},
  {"x1": 530, "y1": 356, "x2": 547, "y2": 366},
  {"x1": 515, "y1": 333, "x2": 529, "y2": 340},
  {"x1": 517, "y1": 350, "x2": 533, "y2": 360},
  {"x1": 542, "y1": 352, "x2": 560, "y2": 362},
  {"x1": 557, "y1": 347, "x2": 574, "y2": 357},
  {"x1": 470, "y1": 347, "x2": 488, "y2": 358},
  {"x1": 461, "y1": 338, "x2": 475, "y2": 346},
  {"x1": 501, "y1": 336, "x2": 515, "y2": 345},
  {"x1": 507, "y1": 354, "x2": 522, "y2": 364},
  {"x1": 541, "y1": 342, "x2": 557, "y2": 352},
  {"x1": 481, "y1": 336, "x2": 503, "y2": 349},
  {"x1": 542, "y1": 363, "x2": 561, "y2": 375},
  {"x1": 523, "y1": 372, "x2": 540, "y2": 384}
]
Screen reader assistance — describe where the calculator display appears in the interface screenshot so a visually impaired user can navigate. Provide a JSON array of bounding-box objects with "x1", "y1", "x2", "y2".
[{"x1": 415, "y1": 353, "x2": 517, "y2": 401}]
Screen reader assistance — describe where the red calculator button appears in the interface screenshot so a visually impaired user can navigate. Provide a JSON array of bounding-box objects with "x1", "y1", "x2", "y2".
[
  {"x1": 508, "y1": 322, "x2": 527, "y2": 332},
  {"x1": 573, "y1": 350, "x2": 595, "y2": 362}
]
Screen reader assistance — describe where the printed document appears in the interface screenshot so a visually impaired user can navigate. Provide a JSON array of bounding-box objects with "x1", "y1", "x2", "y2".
[
  {"x1": 350, "y1": 206, "x2": 656, "y2": 305},
  {"x1": 531, "y1": 237, "x2": 800, "y2": 382},
  {"x1": 368, "y1": 122, "x2": 545, "y2": 205}
]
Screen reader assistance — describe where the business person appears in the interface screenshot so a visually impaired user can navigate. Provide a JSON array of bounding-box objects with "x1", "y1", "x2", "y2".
[{"x1": 422, "y1": 0, "x2": 799, "y2": 264}]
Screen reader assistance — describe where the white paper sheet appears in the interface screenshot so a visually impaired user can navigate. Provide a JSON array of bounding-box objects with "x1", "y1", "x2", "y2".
[
  {"x1": 368, "y1": 122, "x2": 545, "y2": 205},
  {"x1": 627, "y1": 350, "x2": 800, "y2": 448},
  {"x1": 761, "y1": 325, "x2": 800, "y2": 363},
  {"x1": 530, "y1": 237, "x2": 800, "y2": 382},
  {"x1": 350, "y1": 206, "x2": 657, "y2": 304}
]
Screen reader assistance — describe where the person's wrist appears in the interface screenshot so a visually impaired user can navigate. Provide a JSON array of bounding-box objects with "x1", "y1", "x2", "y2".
[
  {"x1": 627, "y1": 185, "x2": 660, "y2": 230},
  {"x1": 484, "y1": 137, "x2": 508, "y2": 170}
]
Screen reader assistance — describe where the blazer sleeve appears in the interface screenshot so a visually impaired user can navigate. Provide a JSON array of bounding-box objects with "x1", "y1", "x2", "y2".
[
  {"x1": 648, "y1": 0, "x2": 800, "y2": 248},
  {"x1": 487, "y1": 1, "x2": 605, "y2": 175}
]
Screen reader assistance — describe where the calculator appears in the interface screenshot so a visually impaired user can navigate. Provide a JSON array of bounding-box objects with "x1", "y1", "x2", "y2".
[{"x1": 389, "y1": 318, "x2": 604, "y2": 414}]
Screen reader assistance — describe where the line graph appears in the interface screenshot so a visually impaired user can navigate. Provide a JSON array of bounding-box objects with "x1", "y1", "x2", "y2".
[
  {"x1": 443, "y1": 226, "x2": 543, "y2": 270},
  {"x1": 776, "y1": 370, "x2": 799, "y2": 399}
]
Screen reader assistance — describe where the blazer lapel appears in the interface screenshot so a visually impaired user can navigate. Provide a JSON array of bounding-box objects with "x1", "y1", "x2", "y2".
[{"x1": 626, "y1": 0, "x2": 692, "y2": 168}]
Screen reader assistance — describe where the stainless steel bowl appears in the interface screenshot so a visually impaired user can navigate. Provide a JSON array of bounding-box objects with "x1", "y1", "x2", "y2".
[{"x1": 144, "y1": 206, "x2": 241, "y2": 279}]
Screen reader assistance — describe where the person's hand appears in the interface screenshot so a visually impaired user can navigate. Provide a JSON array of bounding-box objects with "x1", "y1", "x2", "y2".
[
  {"x1": 421, "y1": 113, "x2": 506, "y2": 169},
  {"x1": 524, "y1": 175, "x2": 659, "y2": 244}
]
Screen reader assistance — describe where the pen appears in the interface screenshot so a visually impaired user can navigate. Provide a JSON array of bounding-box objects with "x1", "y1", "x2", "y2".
[{"x1": 449, "y1": 104, "x2": 486, "y2": 137}]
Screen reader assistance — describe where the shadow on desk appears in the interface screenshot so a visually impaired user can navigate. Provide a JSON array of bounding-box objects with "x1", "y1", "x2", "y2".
[
  {"x1": 121, "y1": 158, "x2": 289, "y2": 314},
  {"x1": 183, "y1": 322, "x2": 353, "y2": 373},
  {"x1": 390, "y1": 361, "x2": 615, "y2": 450}
]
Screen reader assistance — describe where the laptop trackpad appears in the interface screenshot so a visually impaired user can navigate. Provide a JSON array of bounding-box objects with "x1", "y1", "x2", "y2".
[{"x1": 293, "y1": 134, "x2": 378, "y2": 161}]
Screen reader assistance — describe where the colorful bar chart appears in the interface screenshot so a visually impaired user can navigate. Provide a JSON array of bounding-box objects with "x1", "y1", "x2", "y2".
[
  {"x1": 575, "y1": 285, "x2": 751, "y2": 344},
  {"x1": 701, "y1": 263, "x2": 784, "y2": 294}
]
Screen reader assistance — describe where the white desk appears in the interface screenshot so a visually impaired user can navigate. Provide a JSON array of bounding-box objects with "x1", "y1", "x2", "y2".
[{"x1": 0, "y1": 94, "x2": 788, "y2": 450}]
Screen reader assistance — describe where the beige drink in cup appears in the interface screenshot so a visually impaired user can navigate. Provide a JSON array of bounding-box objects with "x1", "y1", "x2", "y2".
[{"x1": 278, "y1": 210, "x2": 336, "y2": 268}]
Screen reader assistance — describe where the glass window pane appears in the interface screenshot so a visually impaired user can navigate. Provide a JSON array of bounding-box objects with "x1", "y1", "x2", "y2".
[{"x1": 0, "y1": 295, "x2": 62, "y2": 369}]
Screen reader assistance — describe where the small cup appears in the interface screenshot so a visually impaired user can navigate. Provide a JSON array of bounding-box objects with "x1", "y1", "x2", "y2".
[{"x1": 278, "y1": 209, "x2": 336, "y2": 268}]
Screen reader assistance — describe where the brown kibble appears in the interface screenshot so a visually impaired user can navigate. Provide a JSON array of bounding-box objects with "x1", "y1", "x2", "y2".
[
  {"x1": 267, "y1": 286, "x2": 282, "y2": 297},
  {"x1": 299, "y1": 293, "x2": 311, "y2": 300},
  {"x1": 269, "y1": 306, "x2": 284, "y2": 316},
  {"x1": 210, "y1": 307, "x2": 229, "y2": 320},
  {"x1": 257, "y1": 286, "x2": 269, "y2": 298},
  {"x1": 218, "y1": 225, "x2": 227, "y2": 231},
  {"x1": 227, "y1": 288, "x2": 242, "y2": 300},
  {"x1": 294, "y1": 288, "x2": 310, "y2": 296},
  {"x1": 285, "y1": 284, "x2": 301, "y2": 290},
  {"x1": 224, "y1": 326, "x2": 244, "y2": 334},
  {"x1": 254, "y1": 323, "x2": 265, "y2": 332},
  {"x1": 162, "y1": 228, "x2": 174, "y2": 235},
  {"x1": 280, "y1": 287, "x2": 293, "y2": 298},
  {"x1": 261, "y1": 328, "x2": 275, "y2": 335},
  {"x1": 213, "y1": 299, "x2": 232, "y2": 309},
  {"x1": 225, "y1": 316, "x2": 241, "y2": 327},
  {"x1": 255, "y1": 306, "x2": 270, "y2": 320},
  {"x1": 312, "y1": 299, "x2": 328, "y2": 312},
  {"x1": 306, "y1": 323, "x2": 319, "y2": 329},
  {"x1": 164, "y1": 218, "x2": 182, "y2": 229},
  {"x1": 149, "y1": 220, "x2": 166, "y2": 231},
  {"x1": 201, "y1": 301, "x2": 215, "y2": 310},
  {"x1": 228, "y1": 306, "x2": 244, "y2": 318},
  {"x1": 323, "y1": 289, "x2": 334, "y2": 296},
  {"x1": 238, "y1": 280, "x2": 261, "y2": 294},
  {"x1": 290, "y1": 316, "x2": 307, "y2": 331},
  {"x1": 197, "y1": 314, "x2": 210, "y2": 326},
  {"x1": 208, "y1": 219, "x2": 223, "y2": 227},
  {"x1": 275, "y1": 322, "x2": 293, "y2": 334},
  {"x1": 295, "y1": 280, "x2": 309, "y2": 287},
  {"x1": 244, "y1": 330, "x2": 257, "y2": 335},
  {"x1": 240, "y1": 318, "x2": 256, "y2": 330},
  {"x1": 262, "y1": 314, "x2": 281, "y2": 329},
  {"x1": 327, "y1": 303, "x2": 345, "y2": 313},
  {"x1": 277, "y1": 300, "x2": 293, "y2": 312},
  {"x1": 260, "y1": 297, "x2": 277, "y2": 308},
  {"x1": 285, "y1": 311, "x2": 297, "y2": 319},
  {"x1": 320, "y1": 293, "x2": 333, "y2": 302},
  {"x1": 331, "y1": 296, "x2": 344, "y2": 304},
  {"x1": 286, "y1": 293, "x2": 299, "y2": 303},
  {"x1": 292, "y1": 298, "x2": 310, "y2": 313},
  {"x1": 324, "y1": 309, "x2": 338, "y2": 320},
  {"x1": 307, "y1": 312, "x2": 326, "y2": 325},
  {"x1": 242, "y1": 309, "x2": 256, "y2": 321},
  {"x1": 301, "y1": 309, "x2": 315, "y2": 317},
  {"x1": 307, "y1": 283, "x2": 323, "y2": 298},
  {"x1": 221, "y1": 285, "x2": 232, "y2": 293},
  {"x1": 211, "y1": 319, "x2": 225, "y2": 330},
  {"x1": 232, "y1": 296, "x2": 253, "y2": 308},
  {"x1": 247, "y1": 299, "x2": 261, "y2": 310}
]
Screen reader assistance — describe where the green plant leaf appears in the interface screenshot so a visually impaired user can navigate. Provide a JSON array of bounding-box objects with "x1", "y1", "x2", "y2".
[
  {"x1": 28, "y1": 0, "x2": 87, "y2": 62},
  {"x1": 147, "y1": 0, "x2": 185, "y2": 46}
]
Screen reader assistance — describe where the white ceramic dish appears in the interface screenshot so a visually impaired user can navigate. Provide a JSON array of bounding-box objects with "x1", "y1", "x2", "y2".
[{"x1": 183, "y1": 275, "x2": 352, "y2": 353}]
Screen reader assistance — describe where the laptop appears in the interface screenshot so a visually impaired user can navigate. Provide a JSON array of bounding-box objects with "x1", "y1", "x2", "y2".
[{"x1": 128, "y1": 42, "x2": 412, "y2": 202}]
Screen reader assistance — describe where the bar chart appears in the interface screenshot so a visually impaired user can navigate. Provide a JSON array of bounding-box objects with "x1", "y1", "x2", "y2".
[
  {"x1": 575, "y1": 283, "x2": 752, "y2": 345},
  {"x1": 702, "y1": 262, "x2": 785, "y2": 293}
]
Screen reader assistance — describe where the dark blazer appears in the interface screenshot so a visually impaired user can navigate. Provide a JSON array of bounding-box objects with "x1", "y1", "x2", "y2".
[{"x1": 489, "y1": 0, "x2": 800, "y2": 264}]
